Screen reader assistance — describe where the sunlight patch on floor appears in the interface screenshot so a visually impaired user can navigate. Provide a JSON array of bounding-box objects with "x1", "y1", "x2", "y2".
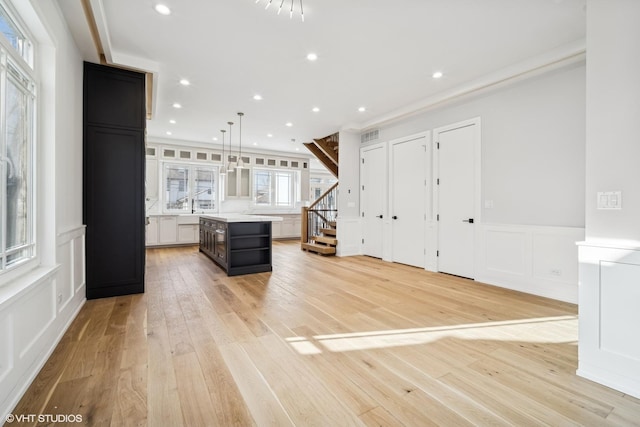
[{"x1": 286, "y1": 315, "x2": 578, "y2": 354}]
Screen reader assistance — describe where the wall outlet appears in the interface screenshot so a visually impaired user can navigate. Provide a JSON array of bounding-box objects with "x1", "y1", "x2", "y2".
[{"x1": 550, "y1": 269, "x2": 562, "y2": 277}]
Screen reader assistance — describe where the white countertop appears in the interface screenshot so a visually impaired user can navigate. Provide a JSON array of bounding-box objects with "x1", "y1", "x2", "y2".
[{"x1": 200, "y1": 214, "x2": 283, "y2": 223}]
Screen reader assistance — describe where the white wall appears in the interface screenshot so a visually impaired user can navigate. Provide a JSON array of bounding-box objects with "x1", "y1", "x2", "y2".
[
  {"x1": 376, "y1": 62, "x2": 586, "y2": 228},
  {"x1": 578, "y1": 0, "x2": 640, "y2": 400},
  {"x1": 0, "y1": 0, "x2": 85, "y2": 419},
  {"x1": 356, "y1": 61, "x2": 586, "y2": 302},
  {"x1": 336, "y1": 131, "x2": 361, "y2": 256}
]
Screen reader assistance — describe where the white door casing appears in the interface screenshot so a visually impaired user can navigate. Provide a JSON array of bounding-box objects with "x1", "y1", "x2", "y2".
[
  {"x1": 390, "y1": 133, "x2": 428, "y2": 268},
  {"x1": 435, "y1": 118, "x2": 481, "y2": 279},
  {"x1": 360, "y1": 143, "x2": 386, "y2": 258}
]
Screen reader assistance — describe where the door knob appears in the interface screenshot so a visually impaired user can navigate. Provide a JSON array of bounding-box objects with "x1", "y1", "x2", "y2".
[
  {"x1": 376, "y1": 214, "x2": 383, "y2": 219},
  {"x1": 462, "y1": 218, "x2": 474, "y2": 223},
  {"x1": 392, "y1": 215, "x2": 398, "y2": 220}
]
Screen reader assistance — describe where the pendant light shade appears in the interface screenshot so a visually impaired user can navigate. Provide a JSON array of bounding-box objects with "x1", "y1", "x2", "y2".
[
  {"x1": 236, "y1": 112, "x2": 245, "y2": 169},
  {"x1": 227, "y1": 121, "x2": 236, "y2": 172},
  {"x1": 219, "y1": 129, "x2": 227, "y2": 175}
]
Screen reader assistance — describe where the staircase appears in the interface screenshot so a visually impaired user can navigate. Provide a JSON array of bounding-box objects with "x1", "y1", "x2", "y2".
[
  {"x1": 303, "y1": 133, "x2": 339, "y2": 179},
  {"x1": 301, "y1": 132, "x2": 339, "y2": 255},
  {"x1": 302, "y1": 187, "x2": 338, "y2": 255}
]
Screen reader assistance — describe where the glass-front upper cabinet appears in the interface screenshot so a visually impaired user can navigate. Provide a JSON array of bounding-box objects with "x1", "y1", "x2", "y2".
[{"x1": 225, "y1": 155, "x2": 250, "y2": 198}]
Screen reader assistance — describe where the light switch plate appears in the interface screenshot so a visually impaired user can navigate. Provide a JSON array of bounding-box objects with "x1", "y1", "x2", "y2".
[{"x1": 597, "y1": 191, "x2": 622, "y2": 210}]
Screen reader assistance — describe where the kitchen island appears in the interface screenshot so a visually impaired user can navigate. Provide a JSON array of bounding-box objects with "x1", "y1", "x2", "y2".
[{"x1": 199, "y1": 214, "x2": 282, "y2": 276}]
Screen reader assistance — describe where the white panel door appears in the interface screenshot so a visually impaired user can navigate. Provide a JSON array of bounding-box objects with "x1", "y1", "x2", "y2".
[
  {"x1": 391, "y1": 136, "x2": 426, "y2": 267},
  {"x1": 437, "y1": 123, "x2": 478, "y2": 278},
  {"x1": 361, "y1": 144, "x2": 386, "y2": 258}
]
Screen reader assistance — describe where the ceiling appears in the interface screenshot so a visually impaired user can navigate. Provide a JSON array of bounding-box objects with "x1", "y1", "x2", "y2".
[{"x1": 58, "y1": 0, "x2": 586, "y2": 155}]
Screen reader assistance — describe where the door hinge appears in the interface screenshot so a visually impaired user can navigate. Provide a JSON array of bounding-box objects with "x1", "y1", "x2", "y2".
[
  {"x1": 437, "y1": 214, "x2": 440, "y2": 221},
  {"x1": 437, "y1": 178, "x2": 440, "y2": 185},
  {"x1": 361, "y1": 212, "x2": 364, "y2": 217},
  {"x1": 437, "y1": 142, "x2": 440, "y2": 149},
  {"x1": 362, "y1": 238, "x2": 364, "y2": 244},
  {"x1": 362, "y1": 158, "x2": 364, "y2": 164},
  {"x1": 362, "y1": 185, "x2": 365, "y2": 191},
  {"x1": 437, "y1": 250, "x2": 439, "y2": 257}
]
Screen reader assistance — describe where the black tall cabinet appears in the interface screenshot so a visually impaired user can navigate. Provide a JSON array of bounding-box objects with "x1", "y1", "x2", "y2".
[{"x1": 83, "y1": 62, "x2": 146, "y2": 299}]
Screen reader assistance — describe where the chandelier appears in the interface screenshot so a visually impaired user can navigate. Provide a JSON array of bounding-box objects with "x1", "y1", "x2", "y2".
[{"x1": 256, "y1": 0, "x2": 305, "y2": 22}]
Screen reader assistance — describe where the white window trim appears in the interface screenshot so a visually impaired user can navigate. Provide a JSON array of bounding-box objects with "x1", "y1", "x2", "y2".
[
  {"x1": 161, "y1": 161, "x2": 220, "y2": 214},
  {"x1": 0, "y1": 0, "x2": 37, "y2": 281},
  {"x1": 252, "y1": 167, "x2": 300, "y2": 209}
]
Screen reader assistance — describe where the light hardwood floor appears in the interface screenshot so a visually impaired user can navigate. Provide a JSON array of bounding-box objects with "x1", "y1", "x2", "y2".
[{"x1": 9, "y1": 241, "x2": 640, "y2": 426}]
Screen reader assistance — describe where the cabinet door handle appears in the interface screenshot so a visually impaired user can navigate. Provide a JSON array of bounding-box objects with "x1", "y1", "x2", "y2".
[
  {"x1": 376, "y1": 214, "x2": 383, "y2": 219},
  {"x1": 392, "y1": 215, "x2": 398, "y2": 220},
  {"x1": 462, "y1": 218, "x2": 474, "y2": 224}
]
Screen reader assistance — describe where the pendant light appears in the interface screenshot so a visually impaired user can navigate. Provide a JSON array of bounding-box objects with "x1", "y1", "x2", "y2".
[
  {"x1": 227, "y1": 121, "x2": 236, "y2": 172},
  {"x1": 236, "y1": 112, "x2": 245, "y2": 169},
  {"x1": 219, "y1": 129, "x2": 227, "y2": 175}
]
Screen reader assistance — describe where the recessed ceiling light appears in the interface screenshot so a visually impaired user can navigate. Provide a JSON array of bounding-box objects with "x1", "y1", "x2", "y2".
[
  {"x1": 432, "y1": 71, "x2": 443, "y2": 79},
  {"x1": 306, "y1": 53, "x2": 318, "y2": 61},
  {"x1": 212, "y1": 137, "x2": 218, "y2": 141},
  {"x1": 295, "y1": 148, "x2": 300, "y2": 151},
  {"x1": 253, "y1": 94, "x2": 263, "y2": 101},
  {"x1": 267, "y1": 133, "x2": 273, "y2": 137},
  {"x1": 179, "y1": 79, "x2": 190, "y2": 86},
  {"x1": 253, "y1": 142, "x2": 258, "y2": 146},
  {"x1": 172, "y1": 103, "x2": 182, "y2": 109},
  {"x1": 312, "y1": 107, "x2": 320, "y2": 112},
  {"x1": 285, "y1": 122, "x2": 293, "y2": 127},
  {"x1": 154, "y1": 4, "x2": 171, "y2": 15},
  {"x1": 169, "y1": 119, "x2": 176, "y2": 124},
  {"x1": 358, "y1": 106, "x2": 366, "y2": 112},
  {"x1": 166, "y1": 131, "x2": 172, "y2": 135}
]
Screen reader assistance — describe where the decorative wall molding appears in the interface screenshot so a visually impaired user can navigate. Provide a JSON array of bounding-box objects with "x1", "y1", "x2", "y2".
[
  {"x1": 336, "y1": 218, "x2": 362, "y2": 257},
  {"x1": 0, "y1": 227, "x2": 86, "y2": 419},
  {"x1": 475, "y1": 224, "x2": 584, "y2": 303},
  {"x1": 578, "y1": 242, "x2": 640, "y2": 399}
]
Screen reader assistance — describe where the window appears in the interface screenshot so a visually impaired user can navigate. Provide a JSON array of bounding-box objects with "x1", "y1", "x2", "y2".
[
  {"x1": 0, "y1": 3, "x2": 36, "y2": 274},
  {"x1": 253, "y1": 169, "x2": 299, "y2": 207},
  {"x1": 164, "y1": 164, "x2": 218, "y2": 213},
  {"x1": 0, "y1": 4, "x2": 33, "y2": 68}
]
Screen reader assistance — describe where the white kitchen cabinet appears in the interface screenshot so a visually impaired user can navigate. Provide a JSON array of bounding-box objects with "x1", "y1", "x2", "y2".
[
  {"x1": 270, "y1": 214, "x2": 301, "y2": 239},
  {"x1": 226, "y1": 161, "x2": 251, "y2": 198},
  {"x1": 158, "y1": 216, "x2": 178, "y2": 244},
  {"x1": 178, "y1": 224, "x2": 199, "y2": 243},
  {"x1": 177, "y1": 216, "x2": 200, "y2": 244},
  {"x1": 146, "y1": 216, "x2": 159, "y2": 245},
  {"x1": 147, "y1": 215, "x2": 200, "y2": 246}
]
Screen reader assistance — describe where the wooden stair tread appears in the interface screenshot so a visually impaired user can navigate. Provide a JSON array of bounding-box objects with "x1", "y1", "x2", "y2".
[
  {"x1": 311, "y1": 236, "x2": 338, "y2": 246},
  {"x1": 320, "y1": 228, "x2": 336, "y2": 236},
  {"x1": 327, "y1": 221, "x2": 336, "y2": 227},
  {"x1": 301, "y1": 242, "x2": 337, "y2": 255}
]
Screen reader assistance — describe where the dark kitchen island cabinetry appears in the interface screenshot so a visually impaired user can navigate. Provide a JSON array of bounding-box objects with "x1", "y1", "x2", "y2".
[{"x1": 199, "y1": 215, "x2": 281, "y2": 276}]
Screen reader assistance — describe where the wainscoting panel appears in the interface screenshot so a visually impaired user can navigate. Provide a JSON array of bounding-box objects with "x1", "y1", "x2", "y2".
[
  {"x1": 16, "y1": 282, "x2": 56, "y2": 359},
  {"x1": 578, "y1": 243, "x2": 640, "y2": 399},
  {"x1": 0, "y1": 226, "x2": 86, "y2": 421},
  {"x1": 476, "y1": 224, "x2": 584, "y2": 303},
  {"x1": 484, "y1": 229, "x2": 528, "y2": 276},
  {"x1": 0, "y1": 312, "x2": 12, "y2": 383},
  {"x1": 74, "y1": 235, "x2": 85, "y2": 292},
  {"x1": 600, "y1": 261, "x2": 640, "y2": 359},
  {"x1": 336, "y1": 218, "x2": 362, "y2": 257}
]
